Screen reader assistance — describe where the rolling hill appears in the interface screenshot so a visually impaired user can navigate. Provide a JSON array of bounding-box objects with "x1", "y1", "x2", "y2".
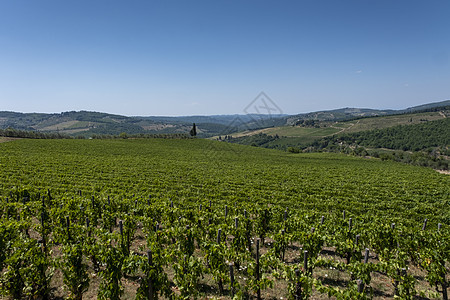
[
  {"x1": 0, "y1": 100, "x2": 448, "y2": 139},
  {"x1": 0, "y1": 111, "x2": 286, "y2": 137},
  {"x1": 218, "y1": 108, "x2": 449, "y2": 148},
  {"x1": 217, "y1": 103, "x2": 449, "y2": 171}
]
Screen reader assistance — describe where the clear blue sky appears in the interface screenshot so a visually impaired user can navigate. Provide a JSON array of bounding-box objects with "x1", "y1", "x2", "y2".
[{"x1": 0, "y1": 0, "x2": 449, "y2": 116}]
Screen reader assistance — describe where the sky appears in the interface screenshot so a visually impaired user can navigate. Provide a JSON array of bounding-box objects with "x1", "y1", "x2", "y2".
[{"x1": 0, "y1": 0, "x2": 449, "y2": 116}]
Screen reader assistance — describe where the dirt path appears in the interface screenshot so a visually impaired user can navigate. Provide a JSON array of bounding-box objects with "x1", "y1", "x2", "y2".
[
  {"x1": 439, "y1": 111, "x2": 447, "y2": 118},
  {"x1": 327, "y1": 119, "x2": 360, "y2": 136},
  {"x1": 0, "y1": 137, "x2": 19, "y2": 143}
]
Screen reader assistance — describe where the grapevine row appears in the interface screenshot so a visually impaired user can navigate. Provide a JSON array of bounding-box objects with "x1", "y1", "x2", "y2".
[{"x1": 0, "y1": 189, "x2": 448, "y2": 299}]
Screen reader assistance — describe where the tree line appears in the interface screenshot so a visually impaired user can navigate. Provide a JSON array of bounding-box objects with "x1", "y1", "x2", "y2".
[
  {"x1": 0, "y1": 128, "x2": 72, "y2": 139},
  {"x1": 0, "y1": 127, "x2": 192, "y2": 140}
]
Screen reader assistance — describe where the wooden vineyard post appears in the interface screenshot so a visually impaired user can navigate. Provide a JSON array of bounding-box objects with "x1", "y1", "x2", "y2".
[
  {"x1": 244, "y1": 210, "x2": 251, "y2": 252},
  {"x1": 225, "y1": 205, "x2": 228, "y2": 218},
  {"x1": 353, "y1": 233, "x2": 360, "y2": 269},
  {"x1": 357, "y1": 279, "x2": 364, "y2": 293},
  {"x1": 147, "y1": 250, "x2": 154, "y2": 300},
  {"x1": 422, "y1": 218, "x2": 427, "y2": 231},
  {"x1": 41, "y1": 212, "x2": 47, "y2": 253},
  {"x1": 86, "y1": 217, "x2": 91, "y2": 237},
  {"x1": 320, "y1": 215, "x2": 324, "y2": 225},
  {"x1": 345, "y1": 219, "x2": 353, "y2": 264},
  {"x1": 294, "y1": 269, "x2": 302, "y2": 300},
  {"x1": 217, "y1": 228, "x2": 222, "y2": 244},
  {"x1": 401, "y1": 268, "x2": 409, "y2": 297},
  {"x1": 126, "y1": 220, "x2": 131, "y2": 254},
  {"x1": 217, "y1": 228, "x2": 224, "y2": 294},
  {"x1": 229, "y1": 263, "x2": 235, "y2": 298},
  {"x1": 303, "y1": 250, "x2": 308, "y2": 275},
  {"x1": 364, "y1": 248, "x2": 369, "y2": 264},
  {"x1": 256, "y1": 238, "x2": 261, "y2": 300},
  {"x1": 357, "y1": 248, "x2": 369, "y2": 294},
  {"x1": 119, "y1": 220, "x2": 124, "y2": 247},
  {"x1": 119, "y1": 220, "x2": 123, "y2": 235},
  {"x1": 442, "y1": 278, "x2": 448, "y2": 300},
  {"x1": 261, "y1": 209, "x2": 269, "y2": 245},
  {"x1": 233, "y1": 217, "x2": 242, "y2": 268}
]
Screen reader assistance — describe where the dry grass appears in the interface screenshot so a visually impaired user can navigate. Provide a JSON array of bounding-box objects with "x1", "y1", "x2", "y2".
[{"x1": 0, "y1": 137, "x2": 19, "y2": 143}]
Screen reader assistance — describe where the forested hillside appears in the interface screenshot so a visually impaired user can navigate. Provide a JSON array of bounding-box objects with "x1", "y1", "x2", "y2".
[{"x1": 316, "y1": 118, "x2": 449, "y2": 152}]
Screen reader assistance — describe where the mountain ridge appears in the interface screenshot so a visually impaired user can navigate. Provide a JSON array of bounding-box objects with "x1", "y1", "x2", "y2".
[{"x1": 1, "y1": 99, "x2": 449, "y2": 137}]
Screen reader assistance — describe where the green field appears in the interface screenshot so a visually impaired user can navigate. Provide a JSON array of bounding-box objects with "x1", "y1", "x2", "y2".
[
  {"x1": 1, "y1": 139, "x2": 447, "y2": 222},
  {"x1": 262, "y1": 126, "x2": 341, "y2": 139},
  {"x1": 340, "y1": 112, "x2": 446, "y2": 134},
  {"x1": 0, "y1": 139, "x2": 448, "y2": 299}
]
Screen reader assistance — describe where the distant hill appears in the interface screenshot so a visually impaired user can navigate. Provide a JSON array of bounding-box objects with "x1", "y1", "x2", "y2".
[
  {"x1": 219, "y1": 104, "x2": 449, "y2": 142},
  {"x1": 285, "y1": 107, "x2": 394, "y2": 125},
  {"x1": 0, "y1": 100, "x2": 448, "y2": 137},
  {"x1": 285, "y1": 100, "x2": 450, "y2": 125},
  {"x1": 221, "y1": 106, "x2": 449, "y2": 151},
  {"x1": 400, "y1": 99, "x2": 450, "y2": 113},
  {"x1": 0, "y1": 110, "x2": 287, "y2": 137},
  {"x1": 223, "y1": 108, "x2": 449, "y2": 170}
]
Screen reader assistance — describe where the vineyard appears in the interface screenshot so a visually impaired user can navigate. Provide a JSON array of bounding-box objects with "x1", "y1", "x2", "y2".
[{"x1": 0, "y1": 139, "x2": 448, "y2": 299}]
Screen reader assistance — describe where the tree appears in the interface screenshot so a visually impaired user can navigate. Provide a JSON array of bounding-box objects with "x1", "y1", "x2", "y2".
[{"x1": 190, "y1": 123, "x2": 197, "y2": 137}]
